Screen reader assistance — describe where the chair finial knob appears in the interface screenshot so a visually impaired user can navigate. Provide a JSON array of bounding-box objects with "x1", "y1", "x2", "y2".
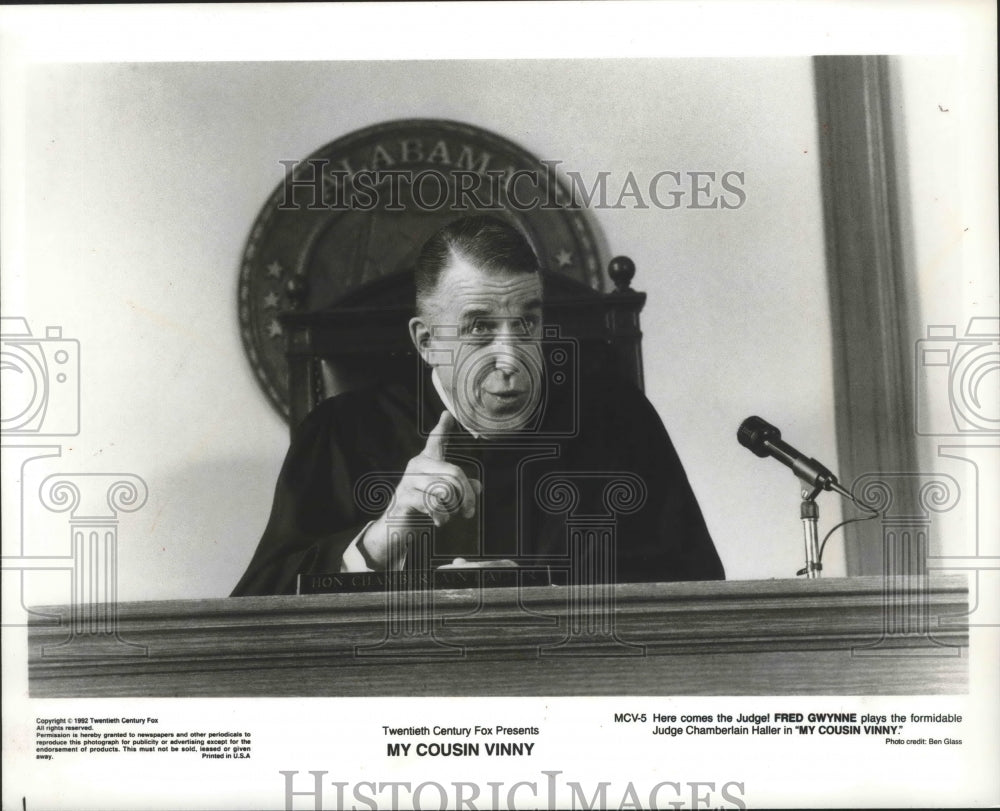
[{"x1": 608, "y1": 256, "x2": 636, "y2": 293}]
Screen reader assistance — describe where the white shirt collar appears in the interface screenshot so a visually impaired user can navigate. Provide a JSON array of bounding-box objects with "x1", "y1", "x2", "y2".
[{"x1": 431, "y1": 367, "x2": 483, "y2": 440}]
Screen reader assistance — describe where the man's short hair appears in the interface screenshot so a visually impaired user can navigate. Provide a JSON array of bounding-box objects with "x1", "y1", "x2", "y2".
[{"x1": 414, "y1": 215, "x2": 540, "y2": 313}]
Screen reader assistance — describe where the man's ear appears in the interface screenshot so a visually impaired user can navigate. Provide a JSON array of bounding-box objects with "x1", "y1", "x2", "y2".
[{"x1": 409, "y1": 316, "x2": 433, "y2": 366}]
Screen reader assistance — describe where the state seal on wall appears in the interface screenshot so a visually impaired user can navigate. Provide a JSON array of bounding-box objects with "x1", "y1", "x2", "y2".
[{"x1": 238, "y1": 118, "x2": 605, "y2": 420}]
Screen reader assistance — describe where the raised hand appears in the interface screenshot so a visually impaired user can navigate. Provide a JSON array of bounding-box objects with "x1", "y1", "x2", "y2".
[{"x1": 359, "y1": 411, "x2": 481, "y2": 569}]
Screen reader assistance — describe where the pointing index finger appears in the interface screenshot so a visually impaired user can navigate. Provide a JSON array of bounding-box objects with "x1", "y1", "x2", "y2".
[{"x1": 423, "y1": 410, "x2": 456, "y2": 461}]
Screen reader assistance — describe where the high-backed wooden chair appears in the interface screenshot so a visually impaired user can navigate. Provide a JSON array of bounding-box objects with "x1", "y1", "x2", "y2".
[{"x1": 280, "y1": 257, "x2": 646, "y2": 435}]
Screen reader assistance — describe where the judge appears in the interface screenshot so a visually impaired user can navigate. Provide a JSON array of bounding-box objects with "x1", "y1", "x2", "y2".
[{"x1": 232, "y1": 216, "x2": 723, "y2": 596}]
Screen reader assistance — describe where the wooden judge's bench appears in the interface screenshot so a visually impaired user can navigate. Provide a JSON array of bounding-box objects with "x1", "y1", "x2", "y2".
[{"x1": 28, "y1": 575, "x2": 968, "y2": 697}]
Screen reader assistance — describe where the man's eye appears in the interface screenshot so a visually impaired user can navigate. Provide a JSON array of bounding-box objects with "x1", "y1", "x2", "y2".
[{"x1": 469, "y1": 323, "x2": 493, "y2": 336}]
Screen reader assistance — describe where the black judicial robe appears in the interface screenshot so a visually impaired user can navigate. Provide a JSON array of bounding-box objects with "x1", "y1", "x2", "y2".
[{"x1": 232, "y1": 369, "x2": 724, "y2": 596}]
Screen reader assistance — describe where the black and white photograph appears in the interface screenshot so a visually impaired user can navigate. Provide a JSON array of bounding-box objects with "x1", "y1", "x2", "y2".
[{"x1": 2, "y1": 2, "x2": 997, "y2": 808}]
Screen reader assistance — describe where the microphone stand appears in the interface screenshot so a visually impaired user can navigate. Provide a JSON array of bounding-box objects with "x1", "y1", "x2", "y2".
[{"x1": 799, "y1": 484, "x2": 823, "y2": 578}]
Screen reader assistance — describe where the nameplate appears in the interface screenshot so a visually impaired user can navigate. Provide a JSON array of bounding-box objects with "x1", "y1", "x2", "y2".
[{"x1": 297, "y1": 568, "x2": 563, "y2": 594}]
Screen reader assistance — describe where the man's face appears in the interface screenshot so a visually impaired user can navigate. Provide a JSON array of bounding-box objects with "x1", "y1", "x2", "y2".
[{"x1": 414, "y1": 257, "x2": 544, "y2": 435}]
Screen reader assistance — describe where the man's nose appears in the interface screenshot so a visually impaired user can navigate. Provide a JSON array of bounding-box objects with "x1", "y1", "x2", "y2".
[
  {"x1": 492, "y1": 348, "x2": 519, "y2": 376},
  {"x1": 489, "y1": 323, "x2": 517, "y2": 358},
  {"x1": 491, "y1": 341, "x2": 539, "y2": 377}
]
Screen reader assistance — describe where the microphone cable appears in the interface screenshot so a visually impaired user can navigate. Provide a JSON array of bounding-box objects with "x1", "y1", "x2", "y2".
[{"x1": 796, "y1": 494, "x2": 881, "y2": 576}]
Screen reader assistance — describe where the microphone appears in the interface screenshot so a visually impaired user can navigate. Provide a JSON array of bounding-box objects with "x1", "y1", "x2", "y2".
[{"x1": 737, "y1": 416, "x2": 852, "y2": 499}]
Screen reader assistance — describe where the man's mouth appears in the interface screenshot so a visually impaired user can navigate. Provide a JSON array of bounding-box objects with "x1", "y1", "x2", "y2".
[
  {"x1": 484, "y1": 389, "x2": 526, "y2": 399},
  {"x1": 480, "y1": 388, "x2": 530, "y2": 414}
]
